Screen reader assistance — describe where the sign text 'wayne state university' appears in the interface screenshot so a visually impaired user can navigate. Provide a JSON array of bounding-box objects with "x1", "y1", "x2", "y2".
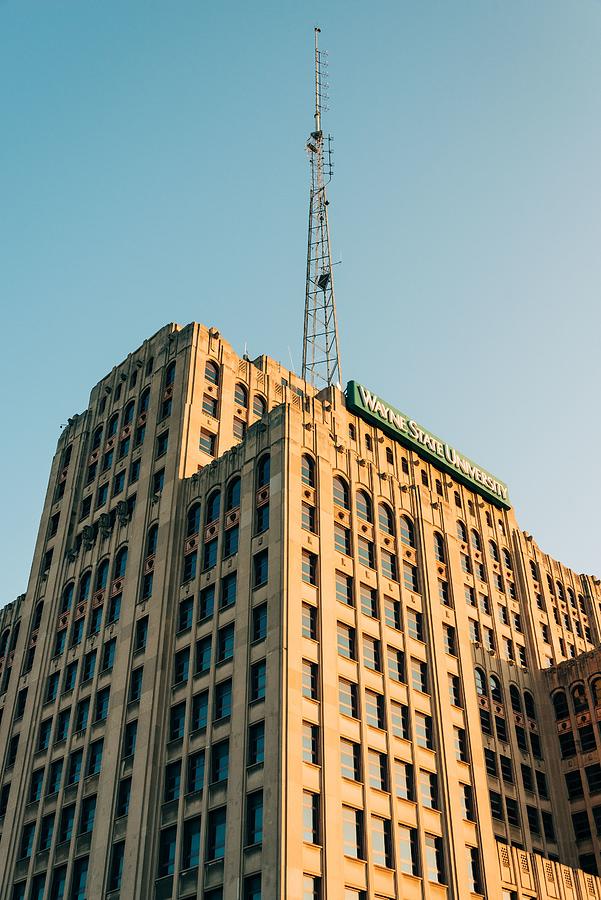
[{"x1": 346, "y1": 381, "x2": 510, "y2": 509}]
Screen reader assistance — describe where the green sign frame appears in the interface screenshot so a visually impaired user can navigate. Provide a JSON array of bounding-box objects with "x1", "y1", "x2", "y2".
[{"x1": 346, "y1": 381, "x2": 510, "y2": 510}]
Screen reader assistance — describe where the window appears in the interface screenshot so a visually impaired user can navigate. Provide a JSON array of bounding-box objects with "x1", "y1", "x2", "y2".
[
  {"x1": 302, "y1": 502, "x2": 317, "y2": 533},
  {"x1": 205, "y1": 359, "x2": 219, "y2": 385},
  {"x1": 384, "y1": 596, "x2": 401, "y2": 630},
  {"x1": 363, "y1": 635, "x2": 381, "y2": 671},
  {"x1": 192, "y1": 691, "x2": 208, "y2": 731},
  {"x1": 400, "y1": 516, "x2": 415, "y2": 547},
  {"x1": 188, "y1": 751, "x2": 205, "y2": 792},
  {"x1": 214, "y1": 680, "x2": 232, "y2": 720},
  {"x1": 234, "y1": 383, "x2": 248, "y2": 407},
  {"x1": 217, "y1": 623, "x2": 235, "y2": 663},
  {"x1": 70, "y1": 857, "x2": 89, "y2": 900},
  {"x1": 449, "y1": 674, "x2": 462, "y2": 707},
  {"x1": 403, "y1": 562, "x2": 419, "y2": 593},
  {"x1": 129, "y1": 667, "x2": 143, "y2": 702},
  {"x1": 207, "y1": 808, "x2": 227, "y2": 861},
  {"x1": 356, "y1": 490, "x2": 373, "y2": 523},
  {"x1": 411, "y1": 658, "x2": 428, "y2": 693},
  {"x1": 381, "y1": 549, "x2": 397, "y2": 581},
  {"x1": 467, "y1": 846, "x2": 483, "y2": 894},
  {"x1": 339, "y1": 678, "x2": 358, "y2": 718},
  {"x1": 303, "y1": 722, "x2": 320, "y2": 765},
  {"x1": 303, "y1": 604, "x2": 318, "y2": 641},
  {"x1": 500, "y1": 755, "x2": 513, "y2": 783},
  {"x1": 333, "y1": 476, "x2": 350, "y2": 509},
  {"x1": 29, "y1": 769, "x2": 44, "y2": 802},
  {"x1": 233, "y1": 417, "x2": 246, "y2": 440},
  {"x1": 211, "y1": 740, "x2": 230, "y2": 783},
  {"x1": 419, "y1": 770, "x2": 439, "y2": 809},
  {"x1": 340, "y1": 739, "x2": 361, "y2": 781},
  {"x1": 407, "y1": 608, "x2": 423, "y2": 641},
  {"x1": 94, "y1": 686, "x2": 110, "y2": 722},
  {"x1": 116, "y1": 778, "x2": 131, "y2": 817},
  {"x1": 107, "y1": 593, "x2": 122, "y2": 625},
  {"x1": 371, "y1": 817, "x2": 393, "y2": 868},
  {"x1": 506, "y1": 797, "x2": 520, "y2": 826},
  {"x1": 250, "y1": 660, "x2": 266, "y2": 702},
  {"x1": 424, "y1": 834, "x2": 445, "y2": 883},
  {"x1": 195, "y1": 637, "x2": 211, "y2": 674},
  {"x1": 342, "y1": 806, "x2": 363, "y2": 858},
  {"x1": 301, "y1": 454, "x2": 316, "y2": 487},
  {"x1": 101, "y1": 638, "x2": 116, "y2": 672},
  {"x1": 255, "y1": 499, "x2": 270, "y2": 533},
  {"x1": 248, "y1": 721, "x2": 265, "y2": 766},
  {"x1": 303, "y1": 791, "x2": 320, "y2": 844},
  {"x1": 253, "y1": 394, "x2": 267, "y2": 417},
  {"x1": 391, "y1": 701, "x2": 410, "y2": 740},
  {"x1": 181, "y1": 817, "x2": 201, "y2": 869},
  {"x1": 108, "y1": 842, "x2": 125, "y2": 892},
  {"x1": 246, "y1": 791, "x2": 263, "y2": 845},
  {"x1": 203, "y1": 393, "x2": 218, "y2": 417},
  {"x1": 302, "y1": 550, "x2": 318, "y2": 585},
  {"x1": 365, "y1": 690, "x2": 385, "y2": 729},
  {"x1": 87, "y1": 739, "x2": 103, "y2": 776},
  {"x1": 253, "y1": 550, "x2": 268, "y2": 587},
  {"x1": 415, "y1": 712, "x2": 434, "y2": 750},
  {"x1": 461, "y1": 784, "x2": 475, "y2": 821},
  {"x1": 394, "y1": 760, "x2": 414, "y2": 800},
  {"x1": 257, "y1": 454, "x2": 270, "y2": 488},
  {"x1": 398, "y1": 825, "x2": 420, "y2": 876},
  {"x1": 199, "y1": 585, "x2": 215, "y2": 620},
  {"x1": 368, "y1": 749, "x2": 388, "y2": 791},
  {"x1": 387, "y1": 647, "x2": 405, "y2": 683},
  {"x1": 80, "y1": 796, "x2": 96, "y2": 834},
  {"x1": 252, "y1": 603, "x2": 267, "y2": 642},
  {"x1": 67, "y1": 750, "x2": 83, "y2": 786},
  {"x1": 357, "y1": 536, "x2": 375, "y2": 568},
  {"x1": 200, "y1": 430, "x2": 216, "y2": 456},
  {"x1": 158, "y1": 826, "x2": 177, "y2": 877},
  {"x1": 334, "y1": 523, "x2": 351, "y2": 556},
  {"x1": 433, "y1": 533, "x2": 445, "y2": 563}
]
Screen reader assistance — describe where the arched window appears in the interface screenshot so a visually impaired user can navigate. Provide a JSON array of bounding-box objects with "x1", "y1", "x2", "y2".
[
  {"x1": 205, "y1": 360, "x2": 220, "y2": 385},
  {"x1": 470, "y1": 529, "x2": 482, "y2": 552},
  {"x1": 572, "y1": 683, "x2": 587, "y2": 713},
  {"x1": 301, "y1": 455, "x2": 316, "y2": 488},
  {"x1": 530, "y1": 560, "x2": 538, "y2": 581},
  {"x1": 356, "y1": 490, "x2": 373, "y2": 523},
  {"x1": 146, "y1": 523, "x2": 159, "y2": 557},
  {"x1": 206, "y1": 490, "x2": 221, "y2": 524},
  {"x1": 502, "y1": 548, "x2": 513, "y2": 570},
  {"x1": 60, "y1": 582, "x2": 74, "y2": 614},
  {"x1": 400, "y1": 516, "x2": 415, "y2": 548},
  {"x1": 32, "y1": 601, "x2": 44, "y2": 632},
  {"x1": 475, "y1": 667, "x2": 486, "y2": 696},
  {"x1": 0, "y1": 629, "x2": 9, "y2": 657},
  {"x1": 547, "y1": 574, "x2": 554, "y2": 594},
  {"x1": 433, "y1": 533, "x2": 445, "y2": 563},
  {"x1": 552, "y1": 690, "x2": 569, "y2": 720},
  {"x1": 257, "y1": 455, "x2": 270, "y2": 489},
  {"x1": 333, "y1": 476, "x2": 350, "y2": 510},
  {"x1": 523, "y1": 691, "x2": 536, "y2": 720},
  {"x1": 165, "y1": 361, "x2": 176, "y2": 387},
  {"x1": 510, "y1": 684, "x2": 522, "y2": 713},
  {"x1": 456, "y1": 520, "x2": 468, "y2": 542},
  {"x1": 226, "y1": 477, "x2": 241, "y2": 511},
  {"x1": 9, "y1": 621, "x2": 20, "y2": 652},
  {"x1": 378, "y1": 503, "x2": 395, "y2": 536},
  {"x1": 78, "y1": 571, "x2": 92, "y2": 603},
  {"x1": 139, "y1": 388, "x2": 151, "y2": 415},
  {"x1": 567, "y1": 588, "x2": 576, "y2": 609},
  {"x1": 91, "y1": 425, "x2": 103, "y2": 452},
  {"x1": 253, "y1": 394, "x2": 267, "y2": 417},
  {"x1": 186, "y1": 504, "x2": 201, "y2": 537},
  {"x1": 489, "y1": 540, "x2": 499, "y2": 562},
  {"x1": 108, "y1": 413, "x2": 119, "y2": 438},
  {"x1": 95, "y1": 559, "x2": 109, "y2": 592},
  {"x1": 590, "y1": 678, "x2": 601, "y2": 708},
  {"x1": 234, "y1": 383, "x2": 248, "y2": 408},
  {"x1": 123, "y1": 400, "x2": 135, "y2": 426},
  {"x1": 114, "y1": 546, "x2": 128, "y2": 580},
  {"x1": 490, "y1": 675, "x2": 503, "y2": 703},
  {"x1": 556, "y1": 581, "x2": 565, "y2": 601}
]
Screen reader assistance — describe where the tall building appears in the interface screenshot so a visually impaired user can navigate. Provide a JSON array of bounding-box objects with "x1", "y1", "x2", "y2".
[{"x1": 0, "y1": 320, "x2": 600, "y2": 900}]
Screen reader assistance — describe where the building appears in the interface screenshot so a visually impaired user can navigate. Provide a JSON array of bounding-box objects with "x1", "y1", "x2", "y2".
[{"x1": 0, "y1": 320, "x2": 600, "y2": 900}]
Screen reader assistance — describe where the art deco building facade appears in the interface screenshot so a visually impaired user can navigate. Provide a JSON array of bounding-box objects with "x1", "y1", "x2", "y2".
[{"x1": 0, "y1": 321, "x2": 600, "y2": 900}]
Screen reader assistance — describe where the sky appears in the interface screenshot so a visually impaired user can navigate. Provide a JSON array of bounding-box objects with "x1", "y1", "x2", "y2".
[{"x1": 0, "y1": 1, "x2": 600, "y2": 602}]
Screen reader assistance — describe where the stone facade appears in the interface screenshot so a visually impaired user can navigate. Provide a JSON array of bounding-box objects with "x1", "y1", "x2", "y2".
[{"x1": 0, "y1": 321, "x2": 599, "y2": 900}]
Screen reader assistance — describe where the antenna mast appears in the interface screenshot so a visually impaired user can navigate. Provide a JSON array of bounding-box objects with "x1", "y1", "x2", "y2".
[{"x1": 302, "y1": 27, "x2": 342, "y2": 389}]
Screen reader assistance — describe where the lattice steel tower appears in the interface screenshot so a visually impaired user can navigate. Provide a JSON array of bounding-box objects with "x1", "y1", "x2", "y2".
[{"x1": 302, "y1": 27, "x2": 343, "y2": 389}]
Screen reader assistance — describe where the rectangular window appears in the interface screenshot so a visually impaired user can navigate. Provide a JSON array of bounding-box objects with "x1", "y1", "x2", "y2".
[
  {"x1": 199, "y1": 430, "x2": 216, "y2": 456},
  {"x1": 245, "y1": 791, "x2": 263, "y2": 846},
  {"x1": 303, "y1": 722, "x2": 320, "y2": 765},
  {"x1": 357, "y1": 537, "x2": 375, "y2": 569},
  {"x1": 403, "y1": 562, "x2": 419, "y2": 593},
  {"x1": 334, "y1": 524, "x2": 351, "y2": 556},
  {"x1": 303, "y1": 603, "x2": 318, "y2": 641},
  {"x1": 394, "y1": 760, "x2": 414, "y2": 801},
  {"x1": 398, "y1": 825, "x2": 420, "y2": 876},
  {"x1": 368, "y1": 749, "x2": 388, "y2": 791},
  {"x1": 223, "y1": 525, "x2": 239, "y2": 559},
  {"x1": 253, "y1": 550, "x2": 269, "y2": 587},
  {"x1": 419, "y1": 770, "x2": 439, "y2": 809},
  {"x1": 250, "y1": 660, "x2": 266, "y2": 702},
  {"x1": 302, "y1": 502, "x2": 317, "y2": 533},
  {"x1": 199, "y1": 585, "x2": 215, "y2": 620},
  {"x1": 381, "y1": 550, "x2": 397, "y2": 581},
  {"x1": 415, "y1": 713, "x2": 434, "y2": 750},
  {"x1": 384, "y1": 596, "x2": 401, "y2": 629},
  {"x1": 195, "y1": 637, "x2": 211, "y2": 674},
  {"x1": 363, "y1": 635, "x2": 381, "y2": 671},
  {"x1": 336, "y1": 572, "x2": 353, "y2": 606},
  {"x1": 342, "y1": 806, "x2": 363, "y2": 859},
  {"x1": 217, "y1": 623, "x2": 235, "y2": 662},
  {"x1": 407, "y1": 609, "x2": 423, "y2": 642},
  {"x1": 303, "y1": 791, "x2": 320, "y2": 844},
  {"x1": 424, "y1": 833, "x2": 445, "y2": 883},
  {"x1": 449, "y1": 674, "x2": 462, "y2": 707},
  {"x1": 211, "y1": 740, "x2": 229, "y2": 784},
  {"x1": 340, "y1": 739, "x2": 361, "y2": 781},
  {"x1": 371, "y1": 817, "x2": 393, "y2": 868},
  {"x1": 339, "y1": 678, "x2": 358, "y2": 718},
  {"x1": 360, "y1": 584, "x2": 378, "y2": 618},
  {"x1": 302, "y1": 660, "x2": 319, "y2": 701},
  {"x1": 391, "y1": 701, "x2": 410, "y2": 740},
  {"x1": 202, "y1": 539, "x2": 217, "y2": 571},
  {"x1": 302, "y1": 550, "x2": 318, "y2": 585},
  {"x1": 365, "y1": 690, "x2": 385, "y2": 729},
  {"x1": 203, "y1": 394, "x2": 218, "y2": 417},
  {"x1": 187, "y1": 751, "x2": 205, "y2": 793},
  {"x1": 181, "y1": 817, "x2": 201, "y2": 868},
  {"x1": 387, "y1": 647, "x2": 405, "y2": 683},
  {"x1": 248, "y1": 721, "x2": 265, "y2": 766},
  {"x1": 411, "y1": 658, "x2": 428, "y2": 693}
]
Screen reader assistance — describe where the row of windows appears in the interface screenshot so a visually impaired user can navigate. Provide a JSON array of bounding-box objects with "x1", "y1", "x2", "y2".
[{"x1": 552, "y1": 678, "x2": 601, "y2": 720}]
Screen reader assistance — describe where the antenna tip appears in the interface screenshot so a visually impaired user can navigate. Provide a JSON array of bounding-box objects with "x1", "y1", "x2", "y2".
[{"x1": 315, "y1": 26, "x2": 321, "y2": 33}]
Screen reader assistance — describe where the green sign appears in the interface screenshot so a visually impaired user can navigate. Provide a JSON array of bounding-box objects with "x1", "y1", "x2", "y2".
[{"x1": 346, "y1": 381, "x2": 510, "y2": 509}]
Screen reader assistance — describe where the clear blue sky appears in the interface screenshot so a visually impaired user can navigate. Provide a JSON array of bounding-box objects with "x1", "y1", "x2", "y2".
[{"x1": 1, "y1": 1, "x2": 599, "y2": 602}]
